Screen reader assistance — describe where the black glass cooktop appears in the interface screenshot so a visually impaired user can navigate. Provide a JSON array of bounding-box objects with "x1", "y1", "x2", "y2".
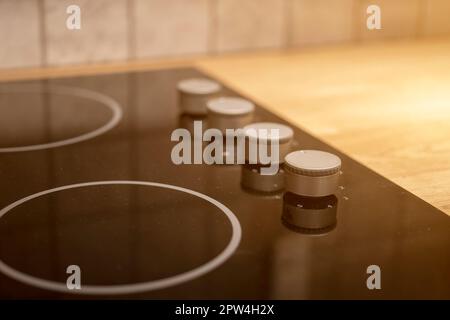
[{"x1": 0, "y1": 68, "x2": 449, "y2": 299}]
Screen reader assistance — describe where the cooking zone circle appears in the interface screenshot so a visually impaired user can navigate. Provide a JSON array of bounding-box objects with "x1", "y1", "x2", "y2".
[
  {"x1": 0, "y1": 181, "x2": 242, "y2": 295},
  {"x1": 0, "y1": 85, "x2": 122, "y2": 153}
]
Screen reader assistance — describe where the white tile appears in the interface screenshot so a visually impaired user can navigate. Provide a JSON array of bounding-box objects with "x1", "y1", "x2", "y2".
[
  {"x1": 134, "y1": 0, "x2": 210, "y2": 58},
  {"x1": 358, "y1": 0, "x2": 420, "y2": 41},
  {"x1": 290, "y1": 0, "x2": 355, "y2": 46},
  {"x1": 44, "y1": 0, "x2": 128, "y2": 65},
  {"x1": 0, "y1": 0, "x2": 41, "y2": 68},
  {"x1": 422, "y1": 0, "x2": 450, "y2": 36},
  {"x1": 216, "y1": 0, "x2": 285, "y2": 52}
]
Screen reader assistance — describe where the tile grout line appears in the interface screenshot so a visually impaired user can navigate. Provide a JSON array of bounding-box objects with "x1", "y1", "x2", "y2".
[
  {"x1": 208, "y1": 0, "x2": 219, "y2": 55},
  {"x1": 353, "y1": 0, "x2": 362, "y2": 43},
  {"x1": 37, "y1": 0, "x2": 48, "y2": 67},
  {"x1": 126, "y1": 0, "x2": 137, "y2": 61},
  {"x1": 283, "y1": 0, "x2": 293, "y2": 48},
  {"x1": 415, "y1": 0, "x2": 427, "y2": 39}
]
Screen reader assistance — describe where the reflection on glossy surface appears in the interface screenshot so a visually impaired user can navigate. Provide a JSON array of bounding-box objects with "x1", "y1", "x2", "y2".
[
  {"x1": 0, "y1": 85, "x2": 122, "y2": 152},
  {"x1": 241, "y1": 164, "x2": 284, "y2": 194},
  {"x1": 282, "y1": 193, "x2": 337, "y2": 235},
  {"x1": 177, "y1": 114, "x2": 241, "y2": 166},
  {"x1": 178, "y1": 113, "x2": 207, "y2": 135}
]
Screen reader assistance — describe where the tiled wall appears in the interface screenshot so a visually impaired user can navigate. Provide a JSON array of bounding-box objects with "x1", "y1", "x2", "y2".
[{"x1": 1, "y1": 0, "x2": 450, "y2": 69}]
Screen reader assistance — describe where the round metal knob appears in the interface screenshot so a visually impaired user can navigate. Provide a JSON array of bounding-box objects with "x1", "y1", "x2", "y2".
[
  {"x1": 243, "y1": 122, "x2": 293, "y2": 164},
  {"x1": 206, "y1": 97, "x2": 254, "y2": 134},
  {"x1": 177, "y1": 78, "x2": 221, "y2": 115},
  {"x1": 284, "y1": 150, "x2": 341, "y2": 197}
]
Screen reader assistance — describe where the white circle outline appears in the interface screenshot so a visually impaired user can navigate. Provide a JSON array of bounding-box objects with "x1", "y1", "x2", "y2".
[
  {"x1": 0, "y1": 85, "x2": 123, "y2": 153},
  {"x1": 0, "y1": 181, "x2": 242, "y2": 295}
]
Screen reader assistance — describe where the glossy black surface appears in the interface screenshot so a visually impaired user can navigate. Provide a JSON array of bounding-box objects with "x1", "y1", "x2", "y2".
[{"x1": 0, "y1": 69, "x2": 449, "y2": 299}]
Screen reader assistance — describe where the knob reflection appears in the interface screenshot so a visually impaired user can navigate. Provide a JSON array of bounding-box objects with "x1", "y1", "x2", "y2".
[
  {"x1": 241, "y1": 163, "x2": 285, "y2": 194},
  {"x1": 282, "y1": 192, "x2": 338, "y2": 235},
  {"x1": 177, "y1": 113, "x2": 207, "y2": 134}
]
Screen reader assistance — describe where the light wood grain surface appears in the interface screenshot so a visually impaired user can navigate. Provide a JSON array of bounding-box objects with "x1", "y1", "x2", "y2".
[
  {"x1": 197, "y1": 38, "x2": 450, "y2": 216},
  {"x1": 1, "y1": 38, "x2": 449, "y2": 215}
]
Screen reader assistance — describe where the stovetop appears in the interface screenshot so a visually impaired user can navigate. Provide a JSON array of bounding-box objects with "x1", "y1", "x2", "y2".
[{"x1": 0, "y1": 68, "x2": 449, "y2": 299}]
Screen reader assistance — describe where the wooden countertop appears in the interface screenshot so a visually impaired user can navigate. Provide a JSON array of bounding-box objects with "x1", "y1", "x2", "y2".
[
  {"x1": 197, "y1": 38, "x2": 450, "y2": 216},
  {"x1": 1, "y1": 38, "x2": 450, "y2": 215}
]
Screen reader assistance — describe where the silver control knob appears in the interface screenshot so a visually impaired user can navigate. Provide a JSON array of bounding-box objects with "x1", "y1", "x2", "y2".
[
  {"x1": 284, "y1": 150, "x2": 341, "y2": 197},
  {"x1": 207, "y1": 97, "x2": 254, "y2": 133},
  {"x1": 243, "y1": 122, "x2": 293, "y2": 164},
  {"x1": 177, "y1": 78, "x2": 221, "y2": 115}
]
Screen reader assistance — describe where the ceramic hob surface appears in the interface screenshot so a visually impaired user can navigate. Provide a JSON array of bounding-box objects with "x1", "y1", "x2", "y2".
[{"x1": 0, "y1": 69, "x2": 449, "y2": 299}]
